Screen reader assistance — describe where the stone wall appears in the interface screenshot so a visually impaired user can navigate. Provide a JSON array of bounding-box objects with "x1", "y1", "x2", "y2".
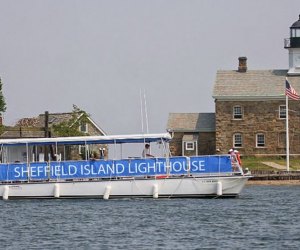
[
  {"x1": 86, "y1": 121, "x2": 105, "y2": 136},
  {"x1": 169, "y1": 132, "x2": 183, "y2": 156},
  {"x1": 170, "y1": 132, "x2": 216, "y2": 156},
  {"x1": 215, "y1": 100, "x2": 300, "y2": 155},
  {"x1": 198, "y1": 132, "x2": 216, "y2": 155}
]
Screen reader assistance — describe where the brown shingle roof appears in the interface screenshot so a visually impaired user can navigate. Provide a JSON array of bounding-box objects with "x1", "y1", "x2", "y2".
[
  {"x1": 16, "y1": 118, "x2": 40, "y2": 127},
  {"x1": 182, "y1": 134, "x2": 199, "y2": 141},
  {"x1": 0, "y1": 128, "x2": 45, "y2": 138},
  {"x1": 1, "y1": 112, "x2": 106, "y2": 139},
  {"x1": 213, "y1": 70, "x2": 300, "y2": 99},
  {"x1": 16, "y1": 113, "x2": 79, "y2": 128},
  {"x1": 167, "y1": 113, "x2": 215, "y2": 132}
]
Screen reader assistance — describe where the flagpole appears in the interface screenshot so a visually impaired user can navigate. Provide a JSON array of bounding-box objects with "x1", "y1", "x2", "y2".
[
  {"x1": 286, "y1": 94, "x2": 290, "y2": 172},
  {"x1": 285, "y1": 77, "x2": 300, "y2": 172}
]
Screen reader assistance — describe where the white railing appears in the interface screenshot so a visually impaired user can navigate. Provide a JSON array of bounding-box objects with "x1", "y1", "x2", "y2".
[{"x1": 284, "y1": 38, "x2": 291, "y2": 48}]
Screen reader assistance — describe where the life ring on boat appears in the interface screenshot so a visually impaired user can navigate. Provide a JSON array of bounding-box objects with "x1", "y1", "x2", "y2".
[{"x1": 156, "y1": 175, "x2": 168, "y2": 179}]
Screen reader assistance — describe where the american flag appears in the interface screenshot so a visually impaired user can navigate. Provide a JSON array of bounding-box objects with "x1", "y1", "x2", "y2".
[{"x1": 285, "y1": 78, "x2": 300, "y2": 100}]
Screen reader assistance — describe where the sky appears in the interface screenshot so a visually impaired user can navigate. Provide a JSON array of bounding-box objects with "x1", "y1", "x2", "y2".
[{"x1": 0, "y1": 0, "x2": 300, "y2": 136}]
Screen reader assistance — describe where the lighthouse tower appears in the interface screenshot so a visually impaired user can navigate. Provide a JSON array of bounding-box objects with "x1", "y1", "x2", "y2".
[{"x1": 285, "y1": 15, "x2": 300, "y2": 75}]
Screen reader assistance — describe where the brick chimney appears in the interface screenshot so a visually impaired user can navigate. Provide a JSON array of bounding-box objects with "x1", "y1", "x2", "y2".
[{"x1": 238, "y1": 57, "x2": 247, "y2": 72}]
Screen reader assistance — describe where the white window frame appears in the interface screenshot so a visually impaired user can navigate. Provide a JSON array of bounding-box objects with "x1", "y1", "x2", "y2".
[
  {"x1": 79, "y1": 145, "x2": 84, "y2": 154},
  {"x1": 256, "y1": 133, "x2": 265, "y2": 147},
  {"x1": 185, "y1": 141, "x2": 195, "y2": 151},
  {"x1": 233, "y1": 106, "x2": 243, "y2": 119},
  {"x1": 79, "y1": 123, "x2": 88, "y2": 133},
  {"x1": 79, "y1": 145, "x2": 90, "y2": 158},
  {"x1": 279, "y1": 105, "x2": 286, "y2": 119},
  {"x1": 233, "y1": 133, "x2": 242, "y2": 148}
]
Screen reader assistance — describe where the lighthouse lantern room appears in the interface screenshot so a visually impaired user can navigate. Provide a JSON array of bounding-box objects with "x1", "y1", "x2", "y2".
[{"x1": 285, "y1": 15, "x2": 300, "y2": 75}]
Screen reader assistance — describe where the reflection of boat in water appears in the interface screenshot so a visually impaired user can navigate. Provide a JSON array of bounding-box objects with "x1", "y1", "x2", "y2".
[{"x1": 0, "y1": 133, "x2": 250, "y2": 199}]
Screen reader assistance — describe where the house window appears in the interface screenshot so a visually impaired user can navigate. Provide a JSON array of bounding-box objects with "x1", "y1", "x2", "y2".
[
  {"x1": 256, "y1": 134, "x2": 265, "y2": 147},
  {"x1": 79, "y1": 123, "x2": 88, "y2": 133},
  {"x1": 233, "y1": 106, "x2": 243, "y2": 119},
  {"x1": 185, "y1": 142, "x2": 195, "y2": 151},
  {"x1": 279, "y1": 105, "x2": 286, "y2": 119},
  {"x1": 78, "y1": 145, "x2": 84, "y2": 155},
  {"x1": 79, "y1": 145, "x2": 84, "y2": 154},
  {"x1": 79, "y1": 145, "x2": 89, "y2": 157},
  {"x1": 233, "y1": 133, "x2": 242, "y2": 147}
]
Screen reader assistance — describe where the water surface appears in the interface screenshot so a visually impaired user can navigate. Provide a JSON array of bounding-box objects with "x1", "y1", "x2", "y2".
[{"x1": 1, "y1": 186, "x2": 300, "y2": 249}]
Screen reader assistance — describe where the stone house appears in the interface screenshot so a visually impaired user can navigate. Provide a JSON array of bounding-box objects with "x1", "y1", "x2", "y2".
[
  {"x1": 166, "y1": 113, "x2": 215, "y2": 156},
  {"x1": 0, "y1": 111, "x2": 107, "y2": 161},
  {"x1": 213, "y1": 15, "x2": 300, "y2": 156},
  {"x1": 213, "y1": 63, "x2": 300, "y2": 156},
  {"x1": 167, "y1": 15, "x2": 300, "y2": 157},
  {"x1": 1, "y1": 111, "x2": 106, "y2": 138}
]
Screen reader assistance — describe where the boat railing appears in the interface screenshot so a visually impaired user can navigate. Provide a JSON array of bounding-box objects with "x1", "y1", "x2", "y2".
[{"x1": 0, "y1": 154, "x2": 242, "y2": 184}]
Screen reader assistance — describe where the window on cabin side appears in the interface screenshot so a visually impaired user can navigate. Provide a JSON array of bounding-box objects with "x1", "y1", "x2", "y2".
[
  {"x1": 279, "y1": 105, "x2": 286, "y2": 119},
  {"x1": 256, "y1": 134, "x2": 265, "y2": 147},
  {"x1": 233, "y1": 106, "x2": 243, "y2": 119},
  {"x1": 233, "y1": 133, "x2": 242, "y2": 147}
]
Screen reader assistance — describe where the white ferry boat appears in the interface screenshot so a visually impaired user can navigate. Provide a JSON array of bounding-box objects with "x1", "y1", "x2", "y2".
[{"x1": 0, "y1": 133, "x2": 250, "y2": 199}]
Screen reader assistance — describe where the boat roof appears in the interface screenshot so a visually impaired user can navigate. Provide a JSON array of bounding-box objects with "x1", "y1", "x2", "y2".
[{"x1": 0, "y1": 133, "x2": 172, "y2": 146}]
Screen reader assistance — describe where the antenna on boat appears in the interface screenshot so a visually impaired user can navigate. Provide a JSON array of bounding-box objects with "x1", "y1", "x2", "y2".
[
  {"x1": 140, "y1": 88, "x2": 150, "y2": 134},
  {"x1": 140, "y1": 89, "x2": 144, "y2": 134},
  {"x1": 144, "y1": 90, "x2": 149, "y2": 134}
]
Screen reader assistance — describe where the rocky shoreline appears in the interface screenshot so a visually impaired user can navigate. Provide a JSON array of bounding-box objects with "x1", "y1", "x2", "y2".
[{"x1": 247, "y1": 179, "x2": 300, "y2": 185}]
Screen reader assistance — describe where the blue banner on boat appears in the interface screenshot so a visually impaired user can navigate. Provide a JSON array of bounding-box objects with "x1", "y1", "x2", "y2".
[
  {"x1": 0, "y1": 156, "x2": 232, "y2": 181},
  {"x1": 0, "y1": 163, "x2": 28, "y2": 181},
  {"x1": 190, "y1": 156, "x2": 232, "y2": 173}
]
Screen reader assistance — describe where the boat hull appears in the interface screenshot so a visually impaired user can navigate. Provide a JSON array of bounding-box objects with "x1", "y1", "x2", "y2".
[{"x1": 0, "y1": 175, "x2": 250, "y2": 199}]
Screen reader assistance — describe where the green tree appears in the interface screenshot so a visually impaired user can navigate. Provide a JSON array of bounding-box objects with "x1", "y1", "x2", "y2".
[
  {"x1": 0, "y1": 77, "x2": 7, "y2": 113},
  {"x1": 52, "y1": 105, "x2": 90, "y2": 137}
]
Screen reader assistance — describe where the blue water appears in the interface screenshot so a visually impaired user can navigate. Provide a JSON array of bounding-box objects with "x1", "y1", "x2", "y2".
[{"x1": 0, "y1": 186, "x2": 300, "y2": 250}]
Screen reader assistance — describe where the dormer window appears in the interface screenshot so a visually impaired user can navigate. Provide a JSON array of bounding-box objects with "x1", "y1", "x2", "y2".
[
  {"x1": 79, "y1": 122, "x2": 88, "y2": 133},
  {"x1": 233, "y1": 106, "x2": 243, "y2": 119}
]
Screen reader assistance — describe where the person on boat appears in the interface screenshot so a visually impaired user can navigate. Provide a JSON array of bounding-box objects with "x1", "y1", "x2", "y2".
[
  {"x1": 99, "y1": 147, "x2": 105, "y2": 159},
  {"x1": 234, "y1": 150, "x2": 242, "y2": 167},
  {"x1": 228, "y1": 148, "x2": 238, "y2": 171},
  {"x1": 89, "y1": 151, "x2": 98, "y2": 161},
  {"x1": 142, "y1": 144, "x2": 154, "y2": 158},
  {"x1": 228, "y1": 148, "x2": 236, "y2": 160}
]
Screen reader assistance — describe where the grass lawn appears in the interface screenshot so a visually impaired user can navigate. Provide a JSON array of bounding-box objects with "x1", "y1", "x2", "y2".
[{"x1": 241, "y1": 156, "x2": 300, "y2": 171}]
